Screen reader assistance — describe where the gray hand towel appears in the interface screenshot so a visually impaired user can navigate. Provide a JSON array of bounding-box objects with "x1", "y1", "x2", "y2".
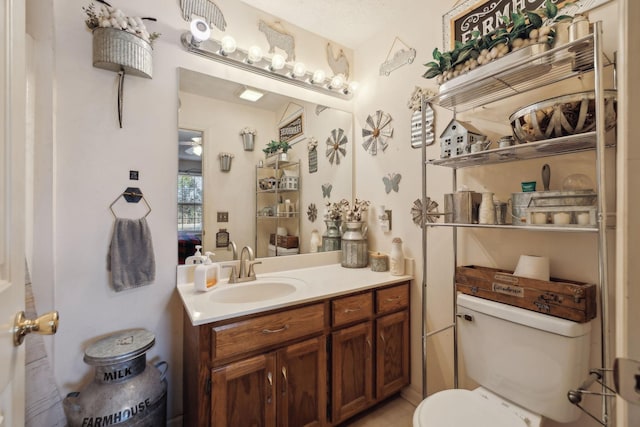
[{"x1": 108, "y1": 217, "x2": 156, "y2": 292}]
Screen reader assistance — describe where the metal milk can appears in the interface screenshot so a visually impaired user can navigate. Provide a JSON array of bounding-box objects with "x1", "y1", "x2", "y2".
[
  {"x1": 63, "y1": 329, "x2": 168, "y2": 427},
  {"x1": 322, "y1": 219, "x2": 342, "y2": 251},
  {"x1": 341, "y1": 221, "x2": 368, "y2": 268}
]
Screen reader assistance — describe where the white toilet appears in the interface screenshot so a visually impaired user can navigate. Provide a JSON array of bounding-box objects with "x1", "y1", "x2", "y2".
[{"x1": 413, "y1": 293, "x2": 592, "y2": 426}]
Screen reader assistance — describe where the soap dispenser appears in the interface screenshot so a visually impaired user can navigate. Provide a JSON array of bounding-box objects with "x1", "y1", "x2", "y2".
[
  {"x1": 194, "y1": 252, "x2": 219, "y2": 292},
  {"x1": 185, "y1": 245, "x2": 206, "y2": 264}
]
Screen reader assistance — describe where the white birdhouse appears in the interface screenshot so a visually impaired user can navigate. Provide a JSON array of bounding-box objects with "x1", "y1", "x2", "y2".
[{"x1": 440, "y1": 119, "x2": 485, "y2": 158}]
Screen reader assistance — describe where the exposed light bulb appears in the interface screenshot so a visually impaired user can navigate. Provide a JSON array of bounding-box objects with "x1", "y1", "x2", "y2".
[
  {"x1": 220, "y1": 35, "x2": 237, "y2": 55},
  {"x1": 247, "y1": 46, "x2": 263, "y2": 64},
  {"x1": 270, "y1": 54, "x2": 286, "y2": 71},
  {"x1": 346, "y1": 81, "x2": 359, "y2": 94},
  {"x1": 189, "y1": 18, "x2": 211, "y2": 44},
  {"x1": 329, "y1": 74, "x2": 345, "y2": 90},
  {"x1": 292, "y1": 62, "x2": 307, "y2": 78},
  {"x1": 311, "y1": 69, "x2": 326, "y2": 84}
]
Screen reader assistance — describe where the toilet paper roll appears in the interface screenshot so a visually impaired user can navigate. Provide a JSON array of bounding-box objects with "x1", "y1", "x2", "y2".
[
  {"x1": 190, "y1": 18, "x2": 211, "y2": 43},
  {"x1": 513, "y1": 255, "x2": 550, "y2": 281}
]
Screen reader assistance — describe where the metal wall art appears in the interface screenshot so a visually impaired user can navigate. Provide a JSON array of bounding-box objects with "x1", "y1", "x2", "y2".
[
  {"x1": 327, "y1": 43, "x2": 350, "y2": 79},
  {"x1": 308, "y1": 137, "x2": 318, "y2": 173},
  {"x1": 408, "y1": 87, "x2": 436, "y2": 148},
  {"x1": 307, "y1": 203, "x2": 318, "y2": 222},
  {"x1": 259, "y1": 20, "x2": 296, "y2": 60},
  {"x1": 322, "y1": 183, "x2": 333, "y2": 199},
  {"x1": 362, "y1": 110, "x2": 393, "y2": 155},
  {"x1": 326, "y1": 128, "x2": 348, "y2": 165},
  {"x1": 180, "y1": 0, "x2": 227, "y2": 31},
  {"x1": 411, "y1": 197, "x2": 439, "y2": 227},
  {"x1": 379, "y1": 37, "x2": 416, "y2": 76},
  {"x1": 383, "y1": 173, "x2": 402, "y2": 194}
]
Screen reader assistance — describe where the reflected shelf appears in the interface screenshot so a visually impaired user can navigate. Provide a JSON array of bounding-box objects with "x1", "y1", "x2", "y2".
[{"x1": 427, "y1": 222, "x2": 598, "y2": 232}]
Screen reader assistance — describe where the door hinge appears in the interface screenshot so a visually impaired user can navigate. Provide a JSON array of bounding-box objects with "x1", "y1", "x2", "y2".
[{"x1": 206, "y1": 377, "x2": 211, "y2": 395}]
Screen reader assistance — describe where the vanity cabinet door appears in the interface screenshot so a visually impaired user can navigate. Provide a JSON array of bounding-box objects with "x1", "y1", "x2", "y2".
[
  {"x1": 277, "y1": 336, "x2": 327, "y2": 427},
  {"x1": 211, "y1": 353, "x2": 277, "y2": 427},
  {"x1": 331, "y1": 321, "x2": 373, "y2": 424},
  {"x1": 375, "y1": 310, "x2": 410, "y2": 400}
]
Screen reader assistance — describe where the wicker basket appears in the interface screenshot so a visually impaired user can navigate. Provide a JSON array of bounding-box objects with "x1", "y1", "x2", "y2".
[
  {"x1": 93, "y1": 27, "x2": 153, "y2": 78},
  {"x1": 510, "y1": 90, "x2": 616, "y2": 143}
]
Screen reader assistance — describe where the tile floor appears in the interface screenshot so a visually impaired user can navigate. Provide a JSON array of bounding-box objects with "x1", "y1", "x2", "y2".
[{"x1": 342, "y1": 397, "x2": 416, "y2": 427}]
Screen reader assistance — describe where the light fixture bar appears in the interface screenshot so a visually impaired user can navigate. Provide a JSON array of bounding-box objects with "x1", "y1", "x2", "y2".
[{"x1": 180, "y1": 32, "x2": 354, "y2": 100}]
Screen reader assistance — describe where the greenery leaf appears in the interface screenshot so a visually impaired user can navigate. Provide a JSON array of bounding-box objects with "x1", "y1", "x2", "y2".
[
  {"x1": 545, "y1": 0, "x2": 558, "y2": 19},
  {"x1": 423, "y1": 68, "x2": 442, "y2": 79},
  {"x1": 526, "y1": 11, "x2": 543, "y2": 28}
]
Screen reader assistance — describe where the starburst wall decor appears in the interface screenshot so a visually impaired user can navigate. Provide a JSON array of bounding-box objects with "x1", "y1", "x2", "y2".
[{"x1": 362, "y1": 110, "x2": 393, "y2": 155}]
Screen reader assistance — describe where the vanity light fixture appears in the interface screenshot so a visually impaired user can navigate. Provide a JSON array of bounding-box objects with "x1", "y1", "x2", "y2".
[
  {"x1": 311, "y1": 69, "x2": 326, "y2": 85},
  {"x1": 292, "y1": 62, "x2": 307, "y2": 78},
  {"x1": 237, "y1": 86, "x2": 265, "y2": 102},
  {"x1": 246, "y1": 46, "x2": 263, "y2": 64},
  {"x1": 270, "y1": 54, "x2": 286, "y2": 71},
  {"x1": 220, "y1": 35, "x2": 237, "y2": 55},
  {"x1": 181, "y1": 22, "x2": 357, "y2": 100}
]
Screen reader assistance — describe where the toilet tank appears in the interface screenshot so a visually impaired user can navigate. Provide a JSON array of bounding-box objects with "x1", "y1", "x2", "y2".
[{"x1": 457, "y1": 293, "x2": 592, "y2": 423}]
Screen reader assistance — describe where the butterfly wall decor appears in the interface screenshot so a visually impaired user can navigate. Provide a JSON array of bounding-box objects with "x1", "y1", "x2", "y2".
[
  {"x1": 383, "y1": 173, "x2": 401, "y2": 194},
  {"x1": 322, "y1": 183, "x2": 333, "y2": 199}
]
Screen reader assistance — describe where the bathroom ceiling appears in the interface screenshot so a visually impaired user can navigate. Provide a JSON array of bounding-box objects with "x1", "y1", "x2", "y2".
[{"x1": 239, "y1": 0, "x2": 415, "y2": 48}]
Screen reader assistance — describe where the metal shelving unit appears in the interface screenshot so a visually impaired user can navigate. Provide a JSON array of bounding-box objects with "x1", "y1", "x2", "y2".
[
  {"x1": 255, "y1": 158, "x2": 301, "y2": 257},
  {"x1": 420, "y1": 21, "x2": 614, "y2": 426}
]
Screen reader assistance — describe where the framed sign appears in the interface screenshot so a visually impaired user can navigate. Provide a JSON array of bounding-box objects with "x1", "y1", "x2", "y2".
[
  {"x1": 279, "y1": 113, "x2": 304, "y2": 143},
  {"x1": 442, "y1": 0, "x2": 613, "y2": 50}
]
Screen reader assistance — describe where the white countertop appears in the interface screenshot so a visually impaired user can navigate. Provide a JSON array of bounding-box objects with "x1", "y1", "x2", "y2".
[{"x1": 177, "y1": 263, "x2": 412, "y2": 326}]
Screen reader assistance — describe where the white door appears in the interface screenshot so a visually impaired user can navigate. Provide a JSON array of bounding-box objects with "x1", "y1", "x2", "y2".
[{"x1": 0, "y1": 0, "x2": 27, "y2": 426}]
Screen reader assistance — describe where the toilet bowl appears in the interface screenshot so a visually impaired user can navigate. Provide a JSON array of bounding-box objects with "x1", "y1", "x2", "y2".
[{"x1": 413, "y1": 387, "x2": 542, "y2": 427}]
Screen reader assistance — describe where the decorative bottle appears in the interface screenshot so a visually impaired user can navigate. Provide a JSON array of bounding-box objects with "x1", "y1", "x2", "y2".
[
  {"x1": 310, "y1": 229, "x2": 321, "y2": 253},
  {"x1": 479, "y1": 192, "x2": 496, "y2": 225},
  {"x1": 389, "y1": 237, "x2": 405, "y2": 276}
]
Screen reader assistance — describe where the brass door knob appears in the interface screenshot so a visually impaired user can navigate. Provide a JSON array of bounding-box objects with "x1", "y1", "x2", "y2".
[{"x1": 13, "y1": 311, "x2": 59, "y2": 346}]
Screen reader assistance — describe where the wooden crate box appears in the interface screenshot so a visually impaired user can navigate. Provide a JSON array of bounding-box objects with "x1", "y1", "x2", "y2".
[{"x1": 455, "y1": 265, "x2": 597, "y2": 323}]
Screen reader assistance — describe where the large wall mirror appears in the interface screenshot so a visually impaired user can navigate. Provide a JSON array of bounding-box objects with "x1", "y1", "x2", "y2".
[{"x1": 178, "y1": 68, "x2": 354, "y2": 262}]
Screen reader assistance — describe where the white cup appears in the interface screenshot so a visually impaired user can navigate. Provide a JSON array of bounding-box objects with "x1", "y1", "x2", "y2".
[
  {"x1": 577, "y1": 212, "x2": 590, "y2": 225},
  {"x1": 514, "y1": 255, "x2": 550, "y2": 281},
  {"x1": 553, "y1": 212, "x2": 571, "y2": 225}
]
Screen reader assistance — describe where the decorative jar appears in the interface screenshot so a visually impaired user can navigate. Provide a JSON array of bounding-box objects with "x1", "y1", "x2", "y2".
[
  {"x1": 479, "y1": 192, "x2": 496, "y2": 225},
  {"x1": 322, "y1": 219, "x2": 342, "y2": 251},
  {"x1": 390, "y1": 237, "x2": 405, "y2": 276},
  {"x1": 341, "y1": 221, "x2": 368, "y2": 268}
]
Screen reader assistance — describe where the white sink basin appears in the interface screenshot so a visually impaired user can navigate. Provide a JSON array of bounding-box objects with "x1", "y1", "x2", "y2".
[{"x1": 209, "y1": 277, "x2": 307, "y2": 304}]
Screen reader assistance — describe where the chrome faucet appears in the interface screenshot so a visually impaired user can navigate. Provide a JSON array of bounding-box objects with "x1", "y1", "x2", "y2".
[{"x1": 224, "y1": 246, "x2": 261, "y2": 283}]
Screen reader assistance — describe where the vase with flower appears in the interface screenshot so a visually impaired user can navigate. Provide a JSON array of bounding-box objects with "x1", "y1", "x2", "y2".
[{"x1": 339, "y1": 198, "x2": 371, "y2": 268}]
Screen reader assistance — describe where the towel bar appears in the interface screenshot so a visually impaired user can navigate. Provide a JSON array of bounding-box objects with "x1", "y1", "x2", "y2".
[{"x1": 110, "y1": 187, "x2": 151, "y2": 218}]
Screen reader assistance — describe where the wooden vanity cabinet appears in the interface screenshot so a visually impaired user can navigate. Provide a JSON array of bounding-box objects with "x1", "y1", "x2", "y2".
[
  {"x1": 330, "y1": 283, "x2": 410, "y2": 425},
  {"x1": 183, "y1": 281, "x2": 410, "y2": 427}
]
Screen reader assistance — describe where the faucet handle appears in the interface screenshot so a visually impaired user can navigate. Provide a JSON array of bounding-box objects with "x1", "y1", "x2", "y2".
[
  {"x1": 247, "y1": 260, "x2": 262, "y2": 278},
  {"x1": 221, "y1": 264, "x2": 238, "y2": 283}
]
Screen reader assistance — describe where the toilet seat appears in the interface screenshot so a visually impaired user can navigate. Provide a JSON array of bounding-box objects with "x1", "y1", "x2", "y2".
[{"x1": 413, "y1": 388, "x2": 534, "y2": 427}]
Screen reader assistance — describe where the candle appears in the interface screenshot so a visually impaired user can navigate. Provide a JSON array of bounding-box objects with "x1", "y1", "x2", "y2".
[{"x1": 370, "y1": 252, "x2": 389, "y2": 272}]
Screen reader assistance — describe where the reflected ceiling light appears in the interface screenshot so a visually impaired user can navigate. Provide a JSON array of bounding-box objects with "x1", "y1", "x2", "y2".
[
  {"x1": 292, "y1": 62, "x2": 307, "y2": 78},
  {"x1": 247, "y1": 46, "x2": 263, "y2": 64},
  {"x1": 311, "y1": 69, "x2": 326, "y2": 84},
  {"x1": 220, "y1": 35, "x2": 237, "y2": 55},
  {"x1": 270, "y1": 54, "x2": 286, "y2": 71},
  {"x1": 329, "y1": 74, "x2": 345, "y2": 90},
  {"x1": 237, "y1": 86, "x2": 264, "y2": 102}
]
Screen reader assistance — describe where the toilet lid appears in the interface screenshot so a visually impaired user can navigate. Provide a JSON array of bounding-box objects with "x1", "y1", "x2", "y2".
[{"x1": 414, "y1": 389, "x2": 529, "y2": 427}]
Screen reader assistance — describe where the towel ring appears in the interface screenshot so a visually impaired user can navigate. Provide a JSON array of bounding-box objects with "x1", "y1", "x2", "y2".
[{"x1": 110, "y1": 187, "x2": 152, "y2": 218}]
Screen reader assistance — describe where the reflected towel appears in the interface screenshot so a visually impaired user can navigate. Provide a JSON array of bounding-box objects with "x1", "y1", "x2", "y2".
[{"x1": 108, "y1": 217, "x2": 155, "y2": 292}]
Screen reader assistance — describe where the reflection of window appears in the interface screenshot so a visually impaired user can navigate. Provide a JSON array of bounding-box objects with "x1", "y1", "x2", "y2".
[{"x1": 178, "y1": 174, "x2": 203, "y2": 232}]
